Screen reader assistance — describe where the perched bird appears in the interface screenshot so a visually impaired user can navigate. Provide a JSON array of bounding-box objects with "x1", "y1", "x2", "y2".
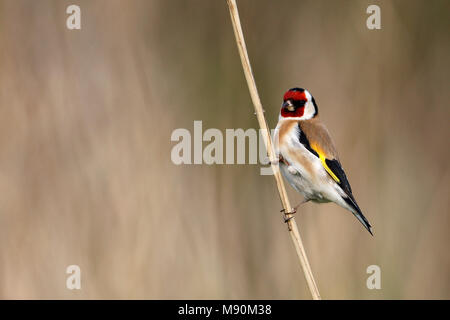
[{"x1": 273, "y1": 87, "x2": 372, "y2": 235}]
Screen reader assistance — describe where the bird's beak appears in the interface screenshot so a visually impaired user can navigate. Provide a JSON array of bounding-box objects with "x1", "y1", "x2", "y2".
[{"x1": 282, "y1": 100, "x2": 294, "y2": 111}]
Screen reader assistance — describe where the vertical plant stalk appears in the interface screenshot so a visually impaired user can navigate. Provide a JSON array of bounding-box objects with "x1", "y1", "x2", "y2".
[{"x1": 226, "y1": 0, "x2": 321, "y2": 300}]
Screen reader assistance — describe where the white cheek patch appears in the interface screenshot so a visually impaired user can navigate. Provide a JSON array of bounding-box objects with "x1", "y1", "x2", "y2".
[
  {"x1": 300, "y1": 90, "x2": 316, "y2": 120},
  {"x1": 299, "y1": 102, "x2": 315, "y2": 120},
  {"x1": 304, "y1": 90, "x2": 312, "y2": 101}
]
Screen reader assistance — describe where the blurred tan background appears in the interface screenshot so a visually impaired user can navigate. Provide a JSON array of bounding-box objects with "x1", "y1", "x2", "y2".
[{"x1": 0, "y1": 0, "x2": 448, "y2": 299}]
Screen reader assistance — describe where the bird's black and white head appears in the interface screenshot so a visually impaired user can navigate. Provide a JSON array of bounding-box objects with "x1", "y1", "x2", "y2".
[{"x1": 280, "y1": 87, "x2": 318, "y2": 120}]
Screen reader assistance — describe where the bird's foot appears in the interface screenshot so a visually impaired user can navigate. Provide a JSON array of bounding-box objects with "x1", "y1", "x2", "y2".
[
  {"x1": 269, "y1": 155, "x2": 289, "y2": 166},
  {"x1": 279, "y1": 155, "x2": 290, "y2": 166},
  {"x1": 280, "y1": 199, "x2": 310, "y2": 223},
  {"x1": 280, "y1": 207, "x2": 297, "y2": 223}
]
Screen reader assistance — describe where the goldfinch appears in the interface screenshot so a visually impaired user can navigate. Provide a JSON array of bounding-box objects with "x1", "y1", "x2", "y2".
[{"x1": 274, "y1": 87, "x2": 372, "y2": 235}]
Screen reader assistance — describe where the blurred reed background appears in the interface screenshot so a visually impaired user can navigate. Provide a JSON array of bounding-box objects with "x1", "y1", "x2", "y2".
[{"x1": 0, "y1": 0, "x2": 448, "y2": 299}]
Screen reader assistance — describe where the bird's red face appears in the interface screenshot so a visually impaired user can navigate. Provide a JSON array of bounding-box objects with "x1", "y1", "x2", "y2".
[{"x1": 280, "y1": 87, "x2": 318, "y2": 119}]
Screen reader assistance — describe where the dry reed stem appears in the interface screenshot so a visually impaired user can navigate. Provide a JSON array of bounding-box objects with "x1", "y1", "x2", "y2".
[{"x1": 226, "y1": 0, "x2": 321, "y2": 300}]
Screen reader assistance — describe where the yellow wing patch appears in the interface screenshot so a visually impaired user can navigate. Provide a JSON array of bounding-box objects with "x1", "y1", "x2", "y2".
[{"x1": 310, "y1": 142, "x2": 341, "y2": 183}]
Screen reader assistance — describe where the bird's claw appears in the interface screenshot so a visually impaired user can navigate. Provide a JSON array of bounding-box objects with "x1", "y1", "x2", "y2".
[
  {"x1": 280, "y1": 207, "x2": 297, "y2": 213},
  {"x1": 281, "y1": 207, "x2": 297, "y2": 223}
]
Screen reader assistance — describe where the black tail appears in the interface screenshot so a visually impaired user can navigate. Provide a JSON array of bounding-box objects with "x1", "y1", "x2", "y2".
[{"x1": 343, "y1": 196, "x2": 373, "y2": 235}]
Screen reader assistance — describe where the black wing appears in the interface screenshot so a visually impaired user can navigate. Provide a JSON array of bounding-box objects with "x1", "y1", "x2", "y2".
[
  {"x1": 326, "y1": 159, "x2": 372, "y2": 234},
  {"x1": 324, "y1": 158, "x2": 352, "y2": 196}
]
